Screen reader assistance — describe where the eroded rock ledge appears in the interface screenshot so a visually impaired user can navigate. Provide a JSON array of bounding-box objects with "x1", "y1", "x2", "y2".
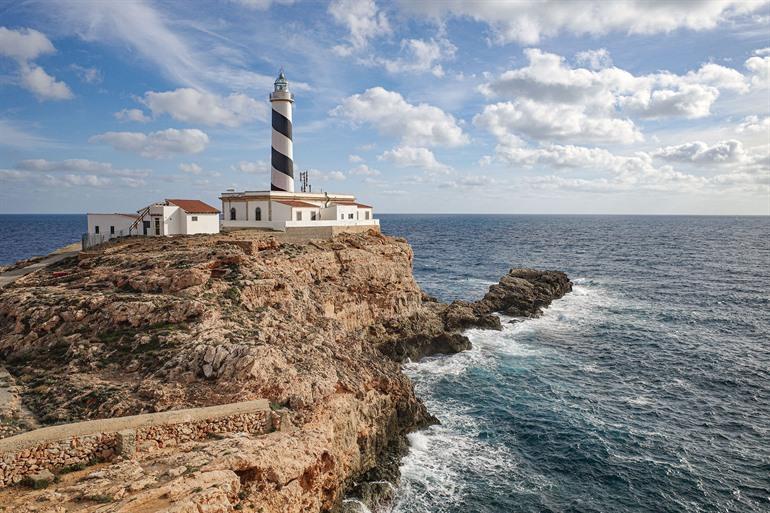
[
  {"x1": 0, "y1": 232, "x2": 570, "y2": 512},
  {"x1": 374, "y1": 268, "x2": 572, "y2": 362}
]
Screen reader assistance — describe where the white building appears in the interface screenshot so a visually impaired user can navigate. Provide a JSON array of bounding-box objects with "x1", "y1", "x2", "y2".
[
  {"x1": 220, "y1": 71, "x2": 379, "y2": 235},
  {"x1": 87, "y1": 199, "x2": 220, "y2": 241}
]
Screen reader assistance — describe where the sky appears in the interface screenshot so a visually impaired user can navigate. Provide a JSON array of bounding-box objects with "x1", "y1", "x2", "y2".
[{"x1": 0, "y1": 0, "x2": 768, "y2": 215}]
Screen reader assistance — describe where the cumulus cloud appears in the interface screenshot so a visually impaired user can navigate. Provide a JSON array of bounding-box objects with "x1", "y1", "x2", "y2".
[
  {"x1": 178, "y1": 162, "x2": 203, "y2": 174},
  {"x1": 379, "y1": 145, "x2": 451, "y2": 172},
  {"x1": 440, "y1": 174, "x2": 498, "y2": 189},
  {"x1": 398, "y1": 1, "x2": 767, "y2": 44},
  {"x1": 332, "y1": 87, "x2": 468, "y2": 147},
  {"x1": 141, "y1": 88, "x2": 265, "y2": 127},
  {"x1": 0, "y1": 27, "x2": 72, "y2": 100},
  {"x1": 349, "y1": 164, "x2": 381, "y2": 176},
  {"x1": 480, "y1": 48, "x2": 748, "y2": 123},
  {"x1": 373, "y1": 37, "x2": 457, "y2": 76},
  {"x1": 309, "y1": 169, "x2": 346, "y2": 181},
  {"x1": 737, "y1": 115, "x2": 770, "y2": 133},
  {"x1": 745, "y1": 54, "x2": 769, "y2": 88},
  {"x1": 0, "y1": 26, "x2": 54, "y2": 60},
  {"x1": 329, "y1": 0, "x2": 391, "y2": 56},
  {"x1": 653, "y1": 140, "x2": 746, "y2": 164},
  {"x1": 491, "y1": 142, "x2": 769, "y2": 194},
  {"x1": 575, "y1": 48, "x2": 612, "y2": 70},
  {"x1": 348, "y1": 154, "x2": 364, "y2": 163},
  {"x1": 229, "y1": 0, "x2": 296, "y2": 9},
  {"x1": 474, "y1": 99, "x2": 642, "y2": 145},
  {"x1": 3, "y1": 158, "x2": 150, "y2": 188},
  {"x1": 70, "y1": 64, "x2": 102, "y2": 84},
  {"x1": 90, "y1": 128, "x2": 209, "y2": 158},
  {"x1": 115, "y1": 108, "x2": 151, "y2": 123},
  {"x1": 16, "y1": 158, "x2": 150, "y2": 177},
  {"x1": 232, "y1": 160, "x2": 268, "y2": 174}
]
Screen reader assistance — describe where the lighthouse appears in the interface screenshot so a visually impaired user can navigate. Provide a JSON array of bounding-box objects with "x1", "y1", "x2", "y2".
[
  {"x1": 219, "y1": 70, "x2": 378, "y2": 235},
  {"x1": 270, "y1": 70, "x2": 294, "y2": 192}
]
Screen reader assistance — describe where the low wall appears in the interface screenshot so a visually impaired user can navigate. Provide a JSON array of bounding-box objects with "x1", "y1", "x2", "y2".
[{"x1": 0, "y1": 400, "x2": 271, "y2": 487}]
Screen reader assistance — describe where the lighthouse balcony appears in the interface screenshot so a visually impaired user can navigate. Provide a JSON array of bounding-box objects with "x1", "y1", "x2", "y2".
[{"x1": 269, "y1": 91, "x2": 294, "y2": 101}]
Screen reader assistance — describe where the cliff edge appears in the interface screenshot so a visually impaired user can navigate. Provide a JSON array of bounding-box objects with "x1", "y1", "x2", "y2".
[{"x1": 0, "y1": 231, "x2": 570, "y2": 512}]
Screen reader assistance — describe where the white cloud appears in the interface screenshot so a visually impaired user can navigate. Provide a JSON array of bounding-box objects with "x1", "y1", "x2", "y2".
[
  {"x1": 309, "y1": 169, "x2": 346, "y2": 181},
  {"x1": 0, "y1": 27, "x2": 72, "y2": 101},
  {"x1": 2, "y1": 158, "x2": 152, "y2": 189},
  {"x1": 745, "y1": 54, "x2": 769, "y2": 88},
  {"x1": 440, "y1": 174, "x2": 498, "y2": 189},
  {"x1": 373, "y1": 37, "x2": 456, "y2": 76},
  {"x1": 70, "y1": 64, "x2": 102, "y2": 84},
  {"x1": 474, "y1": 99, "x2": 642, "y2": 145},
  {"x1": 19, "y1": 64, "x2": 74, "y2": 100},
  {"x1": 737, "y1": 115, "x2": 770, "y2": 133},
  {"x1": 653, "y1": 140, "x2": 746, "y2": 164},
  {"x1": 0, "y1": 26, "x2": 54, "y2": 61},
  {"x1": 178, "y1": 162, "x2": 203, "y2": 174},
  {"x1": 329, "y1": 0, "x2": 391, "y2": 55},
  {"x1": 575, "y1": 48, "x2": 612, "y2": 70},
  {"x1": 379, "y1": 145, "x2": 451, "y2": 173},
  {"x1": 349, "y1": 164, "x2": 380, "y2": 176},
  {"x1": 232, "y1": 160, "x2": 268, "y2": 174},
  {"x1": 115, "y1": 108, "x2": 151, "y2": 123},
  {"x1": 46, "y1": 0, "x2": 280, "y2": 92},
  {"x1": 398, "y1": 1, "x2": 768, "y2": 44},
  {"x1": 480, "y1": 48, "x2": 748, "y2": 123},
  {"x1": 348, "y1": 154, "x2": 364, "y2": 163},
  {"x1": 492, "y1": 142, "x2": 769, "y2": 194},
  {"x1": 141, "y1": 88, "x2": 265, "y2": 127},
  {"x1": 16, "y1": 158, "x2": 150, "y2": 178},
  {"x1": 332, "y1": 87, "x2": 469, "y2": 147},
  {"x1": 229, "y1": 0, "x2": 296, "y2": 9},
  {"x1": 90, "y1": 128, "x2": 209, "y2": 158}
]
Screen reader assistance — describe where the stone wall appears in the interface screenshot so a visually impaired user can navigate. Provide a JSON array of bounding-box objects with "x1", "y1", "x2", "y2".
[{"x1": 0, "y1": 400, "x2": 271, "y2": 487}]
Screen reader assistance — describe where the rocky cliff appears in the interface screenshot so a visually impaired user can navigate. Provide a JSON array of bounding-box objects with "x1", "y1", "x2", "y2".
[{"x1": 0, "y1": 231, "x2": 571, "y2": 512}]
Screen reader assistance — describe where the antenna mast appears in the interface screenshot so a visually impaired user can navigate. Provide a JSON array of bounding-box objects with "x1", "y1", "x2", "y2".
[{"x1": 299, "y1": 170, "x2": 312, "y2": 193}]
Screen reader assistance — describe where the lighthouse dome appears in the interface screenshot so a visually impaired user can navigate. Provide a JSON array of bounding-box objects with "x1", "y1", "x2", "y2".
[{"x1": 274, "y1": 70, "x2": 289, "y2": 92}]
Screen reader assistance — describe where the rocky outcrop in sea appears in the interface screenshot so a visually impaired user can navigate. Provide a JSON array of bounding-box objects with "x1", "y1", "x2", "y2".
[{"x1": 0, "y1": 231, "x2": 570, "y2": 512}]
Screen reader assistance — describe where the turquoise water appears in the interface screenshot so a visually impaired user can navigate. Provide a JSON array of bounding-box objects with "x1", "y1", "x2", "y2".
[{"x1": 378, "y1": 215, "x2": 770, "y2": 513}]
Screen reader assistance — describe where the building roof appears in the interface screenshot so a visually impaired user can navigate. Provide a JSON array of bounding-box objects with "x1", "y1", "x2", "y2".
[
  {"x1": 87, "y1": 213, "x2": 139, "y2": 218},
  {"x1": 166, "y1": 199, "x2": 220, "y2": 214},
  {"x1": 334, "y1": 201, "x2": 373, "y2": 209},
  {"x1": 276, "y1": 200, "x2": 319, "y2": 208}
]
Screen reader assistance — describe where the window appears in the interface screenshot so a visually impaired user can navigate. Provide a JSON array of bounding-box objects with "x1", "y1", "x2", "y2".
[
  {"x1": 365, "y1": 211, "x2": 370, "y2": 220},
  {"x1": 348, "y1": 213, "x2": 354, "y2": 219},
  {"x1": 255, "y1": 207, "x2": 262, "y2": 221},
  {"x1": 296, "y1": 211, "x2": 302, "y2": 221},
  {"x1": 154, "y1": 218, "x2": 161, "y2": 236},
  {"x1": 230, "y1": 207, "x2": 236, "y2": 221},
  {"x1": 110, "y1": 226, "x2": 115, "y2": 235},
  {"x1": 340, "y1": 213, "x2": 344, "y2": 220},
  {"x1": 191, "y1": 216, "x2": 198, "y2": 222},
  {"x1": 311, "y1": 211, "x2": 317, "y2": 221},
  {"x1": 95, "y1": 225, "x2": 100, "y2": 234}
]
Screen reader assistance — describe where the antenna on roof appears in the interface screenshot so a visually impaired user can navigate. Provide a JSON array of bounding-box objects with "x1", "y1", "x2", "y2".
[{"x1": 299, "y1": 170, "x2": 311, "y2": 193}]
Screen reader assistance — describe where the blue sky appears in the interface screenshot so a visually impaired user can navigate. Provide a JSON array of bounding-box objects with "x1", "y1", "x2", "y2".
[{"x1": 0, "y1": 0, "x2": 768, "y2": 214}]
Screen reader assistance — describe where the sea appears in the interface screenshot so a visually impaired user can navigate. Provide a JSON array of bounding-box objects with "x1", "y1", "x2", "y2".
[
  {"x1": 1, "y1": 214, "x2": 768, "y2": 512},
  {"x1": 376, "y1": 215, "x2": 770, "y2": 513},
  {"x1": 0, "y1": 214, "x2": 85, "y2": 265}
]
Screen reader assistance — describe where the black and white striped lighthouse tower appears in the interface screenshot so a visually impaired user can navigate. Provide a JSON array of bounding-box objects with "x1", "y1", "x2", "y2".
[{"x1": 269, "y1": 70, "x2": 294, "y2": 192}]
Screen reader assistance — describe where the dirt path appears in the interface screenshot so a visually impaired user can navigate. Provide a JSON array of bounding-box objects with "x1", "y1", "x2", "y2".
[{"x1": 0, "y1": 243, "x2": 80, "y2": 288}]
